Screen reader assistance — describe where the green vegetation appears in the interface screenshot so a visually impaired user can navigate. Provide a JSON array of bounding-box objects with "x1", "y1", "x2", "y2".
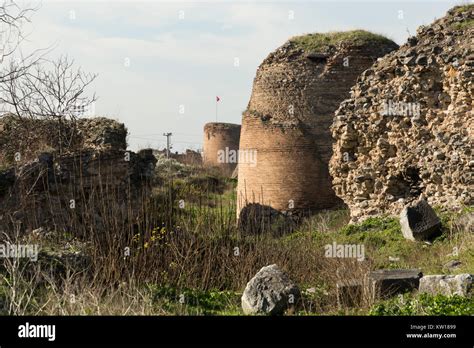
[
  {"x1": 290, "y1": 30, "x2": 394, "y2": 52},
  {"x1": 452, "y1": 19, "x2": 474, "y2": 29},
  {"x1": 1, "y1": 152, "x2": 472, "y2": 316},
  {"x1": 369, "y1": 293, "x2": 474, "y2": 316},
  {"x1": 450, "y1": 4, "x2": 474, "y2": 29},
  {"x1": 148, "y1": 285, "x2": 241, "y2": 315},
  {"x1": 452, "y1": 4, "x2": 474, "y2": 13}
]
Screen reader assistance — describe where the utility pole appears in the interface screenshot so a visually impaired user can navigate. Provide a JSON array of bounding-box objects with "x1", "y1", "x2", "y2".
[{"x1": 163, "y1": 132, "x2": 172, "y2": 158}]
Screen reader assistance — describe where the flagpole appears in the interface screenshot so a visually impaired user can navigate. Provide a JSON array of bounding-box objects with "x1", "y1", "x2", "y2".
[{"x1": 215, "y1": 99, "x2": 217, "y2": 122}]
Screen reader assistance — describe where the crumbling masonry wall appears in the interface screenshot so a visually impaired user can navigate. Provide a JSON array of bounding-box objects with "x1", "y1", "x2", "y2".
[
  {"x1": 0, "y1": 116, "x2": 156, "y2": 232},
  {"x1": 329, "y1": 5, "x2": 474, "y2": 221}
]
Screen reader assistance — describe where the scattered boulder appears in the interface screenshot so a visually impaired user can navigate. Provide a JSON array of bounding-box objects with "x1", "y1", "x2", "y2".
[
  {"x1": 241, "y1": 264, "x2": 300, "y2": 315},
  {"x1": 303, "y1": 287, "x2": 317, "y2": 295},
  {"x1": 131, "y1": 149, "x2": 158, "y2": 183},
  {"x1": 38, "y1": 247, "x2": 91, "y2": 278},
  {"x1": 419, "y1": 274, "x2": 473, "y2": 297},
  {"x1": 400, "y1": 198, "x2": 442, "y2": 241}
]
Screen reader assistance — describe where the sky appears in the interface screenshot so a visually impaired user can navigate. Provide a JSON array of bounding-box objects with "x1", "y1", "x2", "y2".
[{"x1": 16, "y1": 0, "x2": 472, "y2": 152}]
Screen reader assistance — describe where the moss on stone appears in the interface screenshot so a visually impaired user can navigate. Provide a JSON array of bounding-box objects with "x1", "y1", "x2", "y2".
[
  {"x1": 451, "y1": 4, "x2": 474, "y2": 13},
  {"x1": 204, "y1": 122, "x2": 240, "y2": 131},
  {"x1": 290, "y1": 30, "x2": 394, "y2": 52},
  {"x1": 452, "y1": 18, "x2": 474, "y2": 29}
]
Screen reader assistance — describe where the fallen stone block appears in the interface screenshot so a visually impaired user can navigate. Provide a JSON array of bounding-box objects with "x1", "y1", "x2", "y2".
[
  {"x1": 419, "y1": 274, "x2": 473, "y2": 297},
  {"x1": 369, "y1": 269, "x2": 423, "y2": 299},
  {"x1": 241, "y1": 264, "x2": 300, "y2": 315},
  {"x1": 400, "y1": 198, "x2": 442, "y2": 241},
  {"x1": 336, "y1": 269, "x2": 423, "y2": 307}
]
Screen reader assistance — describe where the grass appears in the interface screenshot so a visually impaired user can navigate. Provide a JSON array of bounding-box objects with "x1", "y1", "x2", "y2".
[
  {"x1": 0, "y1": 151, "x2": 472, "y2": 316},
  {"x1": 449, "y1": 4, "x2": 474, "y2": 29},
  {"x1": 1, "y1": 206, "x2": 471, "y2": 316},
  {"x1": 290, "y1": 30, "x2": 394, "y2": 52},
  {"x1": 148, "y1": 285, "x2": 241, "y2": 315},
  {"x1": 452, "y1": 19, "x2": 474, "y2": 29},
  {"x1": 369, "y1": 293, "x2": 474, "y2": 316},
  {"x1": 307, "y1": 214, "x2": 474, "y2": 274},
  {"x1": 452, "y1": 4, "x2": 474, "y2": 13}
]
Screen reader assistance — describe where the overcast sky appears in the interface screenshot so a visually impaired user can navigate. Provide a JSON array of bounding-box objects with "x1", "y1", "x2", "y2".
[{"x1": 19, "y1": 0, "x2": 470, "y2": 152}]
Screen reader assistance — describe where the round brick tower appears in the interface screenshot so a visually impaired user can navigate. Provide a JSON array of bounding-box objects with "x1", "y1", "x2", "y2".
[
  {"x1": 237, "y1": 30, "x2": 398, "y2": 217},
  {"x1": 203, "y1": 122, "x2": 241, "y2": 176}
]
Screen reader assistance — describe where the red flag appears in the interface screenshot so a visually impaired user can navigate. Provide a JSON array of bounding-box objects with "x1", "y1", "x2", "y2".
[{"x1": 216, "y1": 96, "x2": 220, "y2": 102}]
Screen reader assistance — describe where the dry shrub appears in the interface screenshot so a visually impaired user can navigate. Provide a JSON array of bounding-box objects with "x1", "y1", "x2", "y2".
[{"x1": 2, "y1": 158, "x2": 470, "y2": 315}]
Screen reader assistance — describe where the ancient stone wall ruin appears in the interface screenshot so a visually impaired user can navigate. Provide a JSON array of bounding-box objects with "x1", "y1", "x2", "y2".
[
  {"x1": 0, "y1": 115, "x2": 128, "y2": 163},
  {"x1": 154, "y1": 149, "x2": 202, "y2": 166},
  {"x1": 203, "y1": 122, "x2": 241, "y2": 176},
  {"x1": 237, "y1": 31, "x2": 398, "y2": 216},
  {"x1": 330, "y1": 6, "x2": 474, "y2": 221},
  {"x1": 0, "y1": 115, "x2": 156, "y2": 233}
]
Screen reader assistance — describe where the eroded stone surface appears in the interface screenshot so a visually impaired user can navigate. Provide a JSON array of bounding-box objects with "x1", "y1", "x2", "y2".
[
  {"x1": 419, "y1": 274, "x2": 473, "y2": 297},
  {"x1": 330, "y1": 6, "x2": 474, "y2": 221},
  {"x1": 242, "y1": 264, "x2": 300, "y2": 315}
]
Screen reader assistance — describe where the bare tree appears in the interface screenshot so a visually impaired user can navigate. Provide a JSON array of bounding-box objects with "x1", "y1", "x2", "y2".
[
  {"x1": 0, "y1": 55, "x2": 98, "y2": 120},
  {"x1": 0, "y1": 1, "x2": 40, "y2": 84},
  {"x1": 0, "y1": 55, "x2": 98, "y2": 152},
  {"x1": 0, "y1": 2, "x2": 98, "y2": 153}
]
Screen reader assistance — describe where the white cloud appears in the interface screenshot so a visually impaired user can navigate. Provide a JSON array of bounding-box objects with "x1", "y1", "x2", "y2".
[{"x1": 12, "y1": 0, "x2": 460, "y2": 151}]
